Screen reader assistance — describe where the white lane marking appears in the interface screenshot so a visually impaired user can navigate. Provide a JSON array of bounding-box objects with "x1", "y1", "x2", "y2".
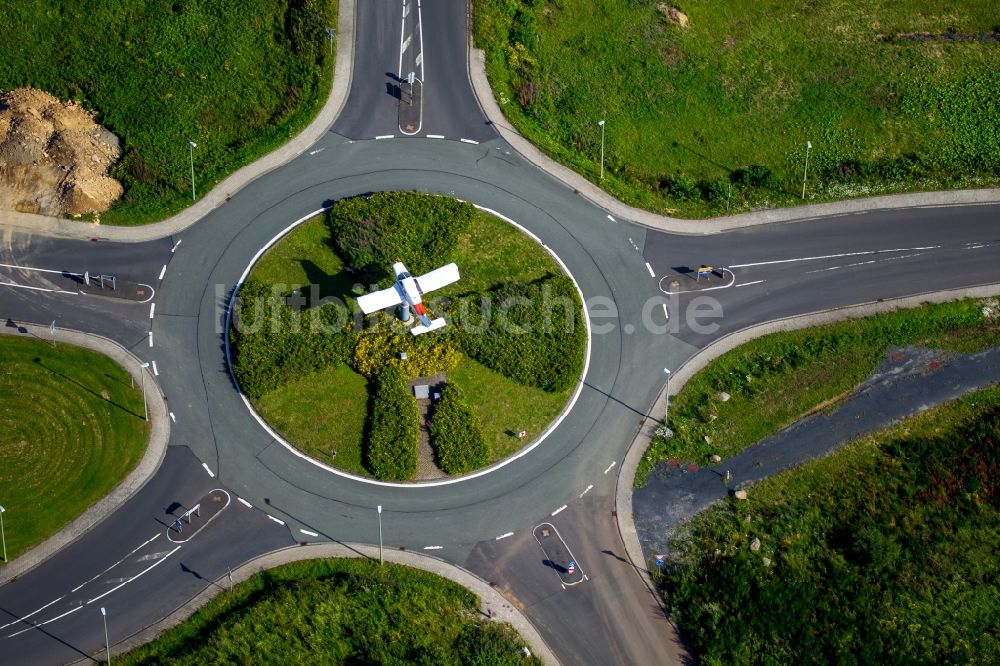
[
  {"x1": 0, "y1": 595, "x2": 65, "y2": 631},
  {"x1": 0, "y1": 262, "x2": 83, "y2": 276},
  {"x1": 151, "y1": 360, "x2": 159, "y2": 376},
  {"x1": 70, "y1": 533, "x2": 161, "y2": 593},
  {"x1": 580, "y1": 484, "x2": 593, "y2": 498},
  {"x1": 607, "y1": 214, "x2": 616, "y2": 222},
  {"x1": 398, "y1": 0, "x2": 406, "y2": 74},
  {"x1": 202, "y1": 463, "x2": 214, "y2": 477},
  {"x1": 85, "y1": 544, "x2": 182, "y2": 605},
  {"x1": 400, "y1": 34, "x2": 412, "y2": 55},
  {"x1": 158, "y1": 264, "x2": 166, "y2": 280},
  {"x1": 426, "y1": 134, "x2": 444, "y2": 139},
  {"x1": 375, "y1": 134, "x2": 394, "y2": 140},
  {"x1": 308, "y1": 148, "x2": 325, "y2": 155},
  {"x1": 299, "y1": 529, "x2": 319, "y2": 537},
  {"x1": 267, "y1": 515, "x2": 286, "y2": 525},
  {"x1": 149, "y1": 302, "x2": 155, "y2": 319},
  {"x1": 551, "y1": 505, "x2": 567, "y2": 516},
  {"x1": 171, "y1": 239, "x2": 182, "y2": 253},
  {"x1": 460, "y1": 138, "x2": 479, "y2": 144},
  {"x1": 237, "y1": 497, "x2": 253, "y2": 508},
  {"x1": 0, "y1": 281, "x2": 77, "y2": 295},
  {"x1": 169, "y1": 411, "x2": 176, "y2": 423},
  {"x1": 645, "y1": 262, "x2": 655, "y2": 277},
  {"x1": 496, "y1": 532, "x2": 514, "y2": 540},
  {"x1": 417, "y1": 1, "x2": 424, "y2": 80},
  {"x1": 662, "y1": 303, "x2": 669, "y2": 320},
  {"x1": 136, "y1": 282, "x2": 156, "y2": 303},
  {"x1": 660, "y1": 268, "x2": 736, "y2": 294},
  {"x1": 965, "y1": 244, "x2": 986, "y2": 250},
  {"x1": 7, "y1": 605, "x2": 83, "y2": 637},
  {"x1": 604, "y1": 461, "x2": 616, "y2": 474},
  {"x1": 735, "y1": 279, "x2": 766, "y2": 287},
  {"x1": 729, "y1": 245, "x2": 941, "y2": 269},
  {"x1": 423, "y1": 545, "x2": 443, "y2": 550},
  {"x1": 148, "y1": 331, "x2": 153, "y2": 347}
]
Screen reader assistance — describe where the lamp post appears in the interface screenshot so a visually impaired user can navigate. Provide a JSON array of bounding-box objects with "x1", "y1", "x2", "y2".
[
  {"x1": 801, "y1": 140, "x2": 812, "y2": 199},
  {"x1": 598, "y1": 119, "x2": 606, "y2": 179},
  {"x1": 377, "y1": 505, "x2": 383, "y2": 565},
  {"x1": 0, "y1": 505, "x2": 7, "y2": 562},
  {"x1": 188, "y1": 141, "x2": 197, "y2": 201},
  {"x1": 139, "y1": 362, "x2": 150, "y2": 421},
  {"x1": 663, "y1": 368, "x2": 671, "y2": 424},
  {"x1": 100, "y1": 607, "x2": 110, "y2": 665}
]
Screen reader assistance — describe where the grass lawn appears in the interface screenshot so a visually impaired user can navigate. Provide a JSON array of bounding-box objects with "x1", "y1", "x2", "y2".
[
  {"x1": 661, "y1": 385, "x2": 1000, "y2": 663},
  {"x1": 638, "y1": 297, "x2": 1000, "y2": 481},
  {"x1": 242, "y1": 205, "x2": 580, "y2": 476},
  {"x1": 0, "y1": 337, "x2": 149, "y2": 560},
  {"x1": 474, "y1": 0, "x2": 1000, "y2": 217},
  {"x1": 119, "y1": 558, "x2": 541, "y2": 665},
  {"x1": 0, "y1": 1, "x2": 336, "y2": 225}
]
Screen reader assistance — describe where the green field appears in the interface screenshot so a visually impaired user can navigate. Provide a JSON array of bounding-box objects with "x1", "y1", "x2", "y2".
[
  {"x1": 474, "y1": 0, "x2": 1000, "y2": 217},
  {"x1": 0, "y1": 0, "x2": 335, "y2": 225},
  {"x1": 638, "y1": 297, "x2": 1000, "y2": 480},
  {"x1": 119, "y1": 558, "x2": 541, "y2": 665},
  {"x1": 661, "y1": 386, "x2": 1000, "y2": 664},
  {"x1": 241, "y1": 207, "x2": 577, "y2": 475},
  {"x1": 0, "y1": 337, "x2": 149, "y2": 560}
]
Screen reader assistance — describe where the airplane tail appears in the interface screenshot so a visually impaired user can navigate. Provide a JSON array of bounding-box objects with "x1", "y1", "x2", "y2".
[{"x1": 411, "y1": 317, "x2": 447, "y2": 336}]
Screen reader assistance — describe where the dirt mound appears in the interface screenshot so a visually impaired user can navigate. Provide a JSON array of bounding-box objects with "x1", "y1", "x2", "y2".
[{"x1": 0, "y1": 88, "x2": 123, "y2": 217}]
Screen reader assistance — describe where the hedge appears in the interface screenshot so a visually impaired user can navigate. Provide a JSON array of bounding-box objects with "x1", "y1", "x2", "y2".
[
  {"x1": 365, "y1": 365, "x2": 419, "y2": 480},
  {"x1": 430, "y1": 385, "x2": 490, "y2": 474}
]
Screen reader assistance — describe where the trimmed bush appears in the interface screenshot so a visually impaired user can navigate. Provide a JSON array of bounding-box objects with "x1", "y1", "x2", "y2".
[
  {"x1": 365, "y1": 365, "x2": 419, "y2": 480},
  {"x1": 329, "y1": 193, "x2": 474, "y2": 284},
  {"x1": 351, "y1": 322, "x2": 461, "y2": 380},
  {"x1": 430, "y1": 385, "x2": 490, "y2": 474},
  {"x1": 456, "y1": 274, "x2": 585, "y2": 392}
]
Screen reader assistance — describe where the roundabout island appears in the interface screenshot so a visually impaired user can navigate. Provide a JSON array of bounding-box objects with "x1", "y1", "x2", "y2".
[{"x1": 228, "y1": 192, "x2": 587, "y2": 482}]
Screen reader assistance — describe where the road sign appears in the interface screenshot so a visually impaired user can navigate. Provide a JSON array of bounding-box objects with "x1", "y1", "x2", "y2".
[
  {"x1": 655, "y1": 555, "x2": 665, "y2": 568},
  {"x1": 407, "y1": 71, "x2": 415, "y2": 85},
  {"x1": 567, "y1": 561, "x2": 576, "y2": 574}
]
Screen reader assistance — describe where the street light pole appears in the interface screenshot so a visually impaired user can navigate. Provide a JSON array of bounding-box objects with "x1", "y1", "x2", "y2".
[
  {"x1": 598, "y1": 119, "x2": 605, "y2": 179},
  {"x1": 100, "y1": 607, "x2": 110, "y2": 665},
  {"x1": 139, "y1": 362, "x2": 150, "y2": 421},
  {"x1": 663, "y1": 368, "x2": 671, "y2": 424},
  {"x1": 188, "y1": 141, "x2": 197, "y2": 201},
  {"x1": 377, "y1": 505, "x2": 383, "y2": 565},
  {"x1": 801, "y1": 140, "x2": 812, "y2": 199},
  {"x1": 0, "y1": 505, "x2": 7, "y2": 562}
]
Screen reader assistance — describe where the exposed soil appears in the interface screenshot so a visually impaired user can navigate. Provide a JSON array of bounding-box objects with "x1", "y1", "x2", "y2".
[{"x1": 0, "y1": 88, "x2": 123, "y2": 217}]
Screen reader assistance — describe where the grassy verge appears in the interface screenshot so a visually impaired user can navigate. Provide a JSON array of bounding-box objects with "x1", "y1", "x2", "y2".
[
  {"x1": 474, "y1": 0, "x2": 1000, "y2": 218},
  {"x1": 638, "y1": 297, "x2": 1000, "y2": 482},
  {"x1": 0, "y1": 0, "x2": 336, "y2": 225},
  {"x1": 660, "y1": 385, "x2": 1000, "y2": 664},
  {"x1": 119, "y1": 558, "x2": 541, "y2": 665},
  {"x1": 0, "y1": 337, "x2": 149, "y2": 560},
  {"x1": 240, "y1": 204, "x2": 581, "y2": 476}
]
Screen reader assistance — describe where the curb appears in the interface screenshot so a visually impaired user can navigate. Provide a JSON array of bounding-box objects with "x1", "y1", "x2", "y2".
[
  {"x1": 93, "y1": 543, "x2": 561, "y2": 666},
  {"x1": 0, "y1": 322, "x2": 169, "y2": 584},
  {"x1": 613, "y1": 283, "x2": 1000, "y2": 619},
  {"x1": 0, "y1": 0, "x2": 357, "y2": 243}
]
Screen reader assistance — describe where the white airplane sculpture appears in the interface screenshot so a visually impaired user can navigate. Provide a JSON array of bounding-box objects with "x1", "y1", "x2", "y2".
[{"x1": 356, "y1": 261, "x2": 460, "y2": 335}]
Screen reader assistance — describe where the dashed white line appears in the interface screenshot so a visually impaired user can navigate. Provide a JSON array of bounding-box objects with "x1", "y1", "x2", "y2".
[
  {"x1": 148, "y1": 331, "x2": 153, "y2": 347},
  {"x1": 202, "y1": 463, "x2": 214, "y2": 477},
  {"x1": 149, "y1": 302, "x2": 155, "y2": 319},
  {"x1": 551, "y1": 505, "x2": 567, "y2": 516},
  {"x1": 495, "y1": 531, "x2": 514, "y2": 540},
  {"x1": 158, "y1": 265, "x2": 166, "y2": 280},
  {"x1": 171, "y1": 239, "x2": 182, "y2": 253},
  {"x1": 299, "y1": 529, "x2": 319, "y2": 537},
  {"x1": 662, "y1": 303, "x2": 669, "y2": 320},
  {"x1": 580, "y1": 484, "x2": 593, "y2": 498},
  {"x1": 267, "y1": 515, "x2": 286, "y2": 526},
  {"x1": 736, "y1": 279, "x2": 766, "y2": 287},
  {"x1": 604, "y1": 461, "x2": 616, "y2": 474},
  {"x1": 645, "y1": 262, "x2": 655, "y2": 277},
  {"x1": 460, "y1": 138, "x2": 479, "y2": 144},
  {"x1": 375, "y1": 134, "x2": 394, "y2": 140},
  {"x1": 308, "y1": 148, "x2": 325, "y2": 155},
  {"x1": 426, "y1": 134, "x2": 444, "y2": 139},
  {"x1": 237, "y1": 497, "x2": 253, "y2": 509},
  {"x1": 423, "y1": 545, "x2": 443, "y2": 550},
  {"x1": 151, "y1": 360, "x2": 159, "y2": 376},
  {"x1": 84, "y1": 544, "x2": 182, "y2": 606},
  {"x1": 169, "y1": 411, "x2": 176, "y2": 423},
  {"x1": 607, "y1": 214, "x2": 616, "y2": 222}
]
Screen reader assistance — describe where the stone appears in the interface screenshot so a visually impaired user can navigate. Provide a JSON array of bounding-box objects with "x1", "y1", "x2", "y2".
[
  {"x1": 762, "y1": 557, "x2": 772, "y2": 567},
  {"x1": 750, "y1": 537, "x2": 761, "y2": 552},
  {"x1": 710, "y1": 454, "x2": 722, "y2": 463},
  {"x1": 734, "y1": 489, "x2": 748, "y2": 500},
  {"x1": 704, "y1": 435, "x2": 713, "y2": 445},
  {"x1": 718, "y1": 391, "x2": 731, "y2": 402}
]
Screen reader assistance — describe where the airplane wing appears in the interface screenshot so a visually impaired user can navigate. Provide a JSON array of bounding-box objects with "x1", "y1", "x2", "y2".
[
  {"x1": 356, "y1": 285, "x2": 403, "y2": 314},
  {"x1": 414, "y1": 263, "x2": 460, "y2": 294}
]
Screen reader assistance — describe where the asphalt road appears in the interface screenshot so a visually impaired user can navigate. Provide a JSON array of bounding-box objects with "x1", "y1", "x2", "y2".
[{"x1": 0, "y1": 2, "x2": 998, "y2": 664}]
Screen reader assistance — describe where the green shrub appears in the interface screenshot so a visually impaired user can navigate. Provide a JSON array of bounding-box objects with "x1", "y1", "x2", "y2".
[
  {"x1": 455, "y1": 274, "x2": 586, "y2": 392},
  {"x1": 351, "y1": 322, "x2": 461, "y2": 380},
  {"x1": 430, "y1": 385, "x2": 490, "y2": 474},
  {"x1": 329, "y1": 193, "x2": 474, "y2": 284},
  {"x1": 365, "y1": 365, "x2": 419, "y2": 480}
]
